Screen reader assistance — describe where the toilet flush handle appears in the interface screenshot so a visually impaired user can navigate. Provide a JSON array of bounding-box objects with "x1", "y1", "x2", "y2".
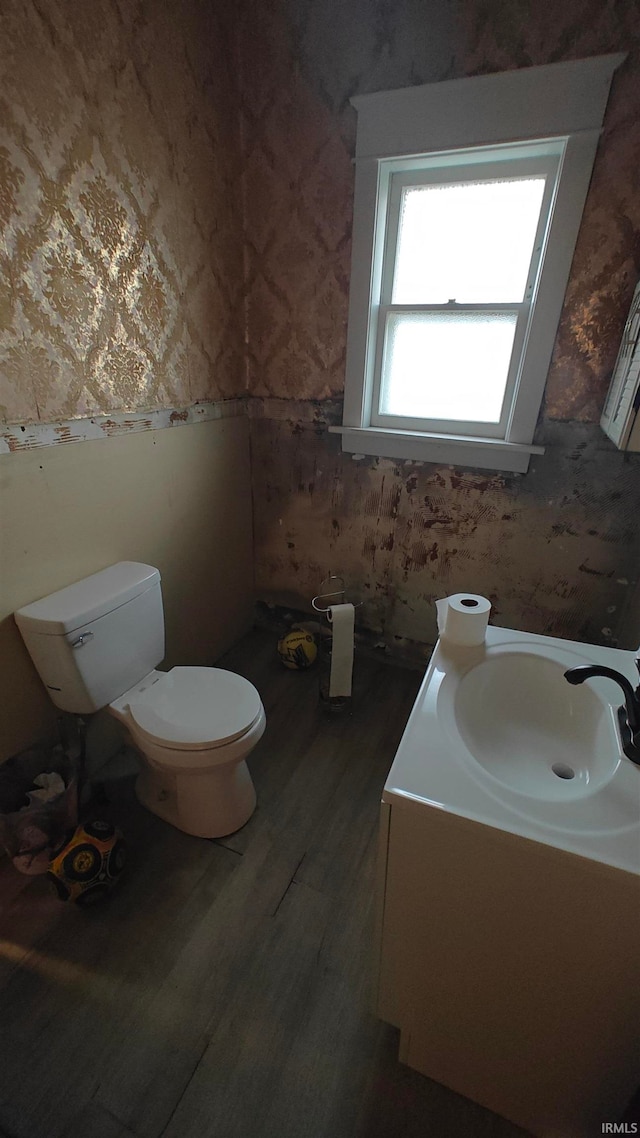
[{"x1": 70, "y1": 631, "x2": 94, "y2": 649}]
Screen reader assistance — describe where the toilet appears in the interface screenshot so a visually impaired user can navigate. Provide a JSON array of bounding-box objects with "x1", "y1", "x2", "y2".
[{"x1": 14, "y1": 562, "x2": 266, "y2": 838}]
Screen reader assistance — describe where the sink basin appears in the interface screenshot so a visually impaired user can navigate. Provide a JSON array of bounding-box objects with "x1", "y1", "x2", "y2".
[
  {"x1": 383, "y1": 626, "x2": 640, "y2": 873},
  {"x1": 453, "y1": 650, "x2": 619, "y2": 800}
]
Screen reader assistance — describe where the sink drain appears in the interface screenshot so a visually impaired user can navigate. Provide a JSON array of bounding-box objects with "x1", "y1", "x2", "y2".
[{"x1": 552, "y1": 762, "x2": 575, "y2": 780}]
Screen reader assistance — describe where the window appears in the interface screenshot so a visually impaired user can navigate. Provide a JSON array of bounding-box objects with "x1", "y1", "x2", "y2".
[
  {"x1": 374, "y1": 144, "x2": 558, "y2": 437},
  {"x1": 332, "y1": 55, "x2": 624, "y2": 473}
]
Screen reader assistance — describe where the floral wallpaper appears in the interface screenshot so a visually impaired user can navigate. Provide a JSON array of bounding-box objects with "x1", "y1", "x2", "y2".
[
  {"x1": 0, "y1": 0, "x2": 245, "y2": 425},
  {"x1": 239, "y1": 0, "x2": 640, "y2": 422},
  {"x1": 239, "y1": 0, "x2": 640, "y2": 650},
  {"x1": 239, "y1": 0, "x2": 458, "y2": 401}
]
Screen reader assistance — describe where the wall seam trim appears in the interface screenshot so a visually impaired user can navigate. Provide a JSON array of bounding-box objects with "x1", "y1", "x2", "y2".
[{"x1": 0, "y1": 399, "x2": 247, "y2": 454}]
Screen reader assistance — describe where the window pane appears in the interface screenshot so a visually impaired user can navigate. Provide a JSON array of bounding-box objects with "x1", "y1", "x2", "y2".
[
  {"x1": 392, "y1": 177, "x2": 546, "y2": 305},
  {"x1": 379, "y1": 311, "x2": 517, "y2": 423}
]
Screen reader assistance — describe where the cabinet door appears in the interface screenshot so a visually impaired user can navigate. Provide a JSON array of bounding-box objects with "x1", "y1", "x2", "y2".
[{"x1": 377, "y1": 798, "x2": 640, "y2": 1137}]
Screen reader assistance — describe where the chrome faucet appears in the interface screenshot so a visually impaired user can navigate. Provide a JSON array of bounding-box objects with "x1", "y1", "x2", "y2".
[{"x1": 564, "y1": 660, "x2": 640, "y2": 766}]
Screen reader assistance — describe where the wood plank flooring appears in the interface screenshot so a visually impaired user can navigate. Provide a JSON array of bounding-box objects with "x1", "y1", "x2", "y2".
[{"x1": 0, "y1": 631, "x2": 530, "y2": 1138}]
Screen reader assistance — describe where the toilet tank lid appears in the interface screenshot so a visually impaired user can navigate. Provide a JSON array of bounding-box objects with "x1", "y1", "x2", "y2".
[{"x1": 15, "y1": 562, "x2": 161, "y2": 636}]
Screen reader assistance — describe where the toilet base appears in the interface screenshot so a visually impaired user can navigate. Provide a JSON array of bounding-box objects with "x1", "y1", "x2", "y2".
[{"x1": 135, "y1": 759, "x2": 257, "y2": 838}]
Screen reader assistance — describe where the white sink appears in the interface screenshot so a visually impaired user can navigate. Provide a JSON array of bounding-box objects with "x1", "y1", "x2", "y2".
[
  {"x1": 383, "y1": 626, "x2": 640, "y2": 873},
  {"x1": 452, "y1": 648, "x2": 619, "y2": 800}
]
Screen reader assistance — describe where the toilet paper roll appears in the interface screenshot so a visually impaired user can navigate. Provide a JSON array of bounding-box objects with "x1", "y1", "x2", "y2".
[
  {"x1": 327, "y1": 602, "x2": 355, "y2": 698},
  {"x1": 435, "y1": 593, "x2": 491, "y2": 647}
]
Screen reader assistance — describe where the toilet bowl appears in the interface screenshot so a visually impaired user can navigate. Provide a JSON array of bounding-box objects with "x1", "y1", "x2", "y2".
[
  {"x1": 14, "y1": 562, "x2": 267, "y2": 840},
  {"x1": 110, "y1": 666, "x2": 266, "y2": 837}
]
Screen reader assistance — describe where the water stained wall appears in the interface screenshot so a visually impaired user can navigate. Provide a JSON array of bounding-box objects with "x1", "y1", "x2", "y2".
[
  {"x1": 251, "y1": 403, "x2": 640, "y2": 656},
  {"x1": 241, "y1": 0, "x2": 640, "y2": 653}
]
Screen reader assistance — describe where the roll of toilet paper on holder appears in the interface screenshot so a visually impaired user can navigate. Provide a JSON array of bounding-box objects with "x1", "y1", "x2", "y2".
[
  {"x1": 327, "y1": 602, "x2": 355, "y2": 697},
  {"x1": 435, "y1": 593, "x2": 491, "y2": 647}
]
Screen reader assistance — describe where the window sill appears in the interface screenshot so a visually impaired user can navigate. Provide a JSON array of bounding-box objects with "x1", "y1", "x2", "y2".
[{"x1": 328, "y1": 426, "x2": 544, "y2": 473}]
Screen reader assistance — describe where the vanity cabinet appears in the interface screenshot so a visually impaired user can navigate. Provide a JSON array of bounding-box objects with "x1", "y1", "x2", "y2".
[{"x1": 375, "y1": 795, "x2": 640, "y2": 1138}]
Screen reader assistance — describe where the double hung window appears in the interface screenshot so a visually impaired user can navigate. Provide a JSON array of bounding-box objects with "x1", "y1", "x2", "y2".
[
  {"x1": 333, "y1": 55, "x2": 624, "y2": 472},
  {"x1": 374, "y1": 144, "x2": 559, "y2": 438}
]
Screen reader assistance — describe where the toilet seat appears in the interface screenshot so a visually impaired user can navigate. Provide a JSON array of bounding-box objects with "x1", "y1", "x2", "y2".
[{"x1": 127, "y1": 666, "x2": 263, "y2": 751}]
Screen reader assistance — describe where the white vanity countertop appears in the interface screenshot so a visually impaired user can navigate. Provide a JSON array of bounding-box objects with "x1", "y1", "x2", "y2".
[{"x1": 383, "y1": 625, "x2": 640, "y2": 875}]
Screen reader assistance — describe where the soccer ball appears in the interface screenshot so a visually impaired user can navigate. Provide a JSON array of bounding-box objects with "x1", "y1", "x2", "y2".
[
  {"x1": 277, "y1": 629, "x2": 318, "y2": 670},
  {"x1": 48, "y1": 820, "x2": 126, "y2": 906}
]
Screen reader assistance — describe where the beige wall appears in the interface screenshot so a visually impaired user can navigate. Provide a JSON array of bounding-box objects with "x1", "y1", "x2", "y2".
[{"x1": 0, "y1": 416, "x2": 254, "y2": 761}]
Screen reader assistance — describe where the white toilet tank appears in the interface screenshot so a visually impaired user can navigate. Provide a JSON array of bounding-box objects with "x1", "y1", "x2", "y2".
[{"x1": 15, "y1": 562, "x2": 165, "y2": 715}]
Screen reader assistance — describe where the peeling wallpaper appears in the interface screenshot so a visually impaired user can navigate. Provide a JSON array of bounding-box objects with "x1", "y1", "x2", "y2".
[
  {"x1": 240, "y1": 0, "x2": 640, "y2": 650},
  {"x1": 0, "y1": 0, "x2": 245, "y2": 424},
  {"x1": 3, "y1": 0, "x2": 640, "y2": 654},
  {"x1": 250, "y1": 404, "x2": 640, "y2": 653}
]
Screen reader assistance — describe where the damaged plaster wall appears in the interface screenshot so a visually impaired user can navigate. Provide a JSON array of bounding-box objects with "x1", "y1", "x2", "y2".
[
  {"x1": 240, "y1": 0, "x2": 640, "y2": 655},
  {"x1": 251, "y1": 404, "x2": 639, "y2": 654}
]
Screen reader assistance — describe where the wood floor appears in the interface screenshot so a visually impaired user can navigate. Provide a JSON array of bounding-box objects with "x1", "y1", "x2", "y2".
[{"x1": 0, "y1": 631, "x2": 529, "y2": 1138}]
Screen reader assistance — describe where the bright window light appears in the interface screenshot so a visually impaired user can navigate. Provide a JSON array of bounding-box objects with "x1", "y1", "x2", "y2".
[
  {"x1": 379, "y1": 311, "x2": 518, "y2": 423},
  {"x1": 377, "y1": 173, "x2": 549, "y2": 427},
  {"x1": 392, "y1": 177, "x2": 547, "y2": 305}
]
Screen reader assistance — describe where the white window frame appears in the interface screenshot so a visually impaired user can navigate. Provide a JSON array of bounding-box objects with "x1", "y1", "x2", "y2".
[
  {"x1": 330, "y1": 55, "x2": 624, "y2": 473},
  {"x1": 372, "y1": 145, "x2": 561, "y2": 439}
]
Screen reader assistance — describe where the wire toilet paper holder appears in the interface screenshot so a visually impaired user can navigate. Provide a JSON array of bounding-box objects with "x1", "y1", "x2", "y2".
[
  {"x1": 311, "y1": 573, "x2": 363, "y2": 616},
  {"x1": 312, "y1": 575, "x2": 362, "y2": 710}
]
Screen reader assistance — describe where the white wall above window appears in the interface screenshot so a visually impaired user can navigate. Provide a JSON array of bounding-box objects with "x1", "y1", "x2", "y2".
[{"x1": 331, "y1": 55, "x2": 625, "y2": 473}]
